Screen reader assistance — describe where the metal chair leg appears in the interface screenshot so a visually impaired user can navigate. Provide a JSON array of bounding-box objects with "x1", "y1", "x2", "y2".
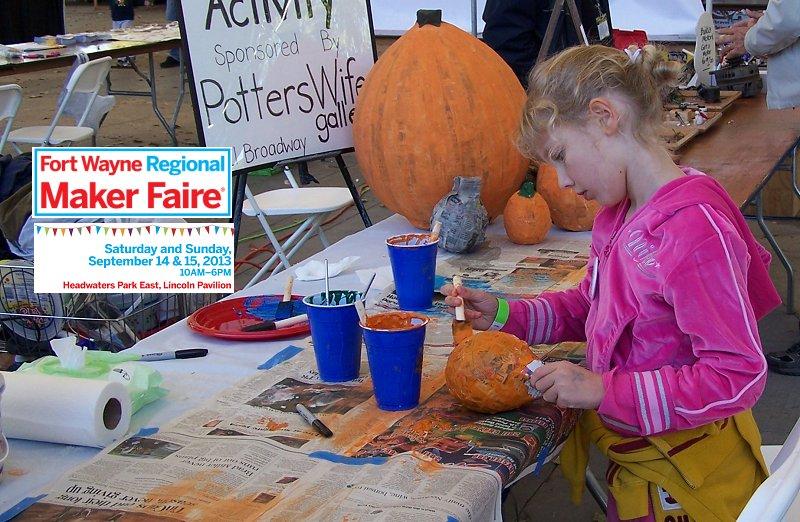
[
  {"x1": 585, "y1": 468, "x2": 608, "y2": 514},
  {"x1": 317, "y1": 220, "x2": 331, "y2": 249},
  {"x1": 792, "y1": 144, "x2": 799, "y2": 200},
  {"x1": 756, "y1": 192, "x2": 795, "y2": 315},
  {"x1": 244, "y1": 218, "x2": 316, "y2": 289}
]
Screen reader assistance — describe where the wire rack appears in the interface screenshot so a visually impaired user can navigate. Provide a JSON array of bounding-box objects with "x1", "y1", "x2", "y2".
[{"x1": 0, "y1": 261, "x2": 219, "y2": 358}]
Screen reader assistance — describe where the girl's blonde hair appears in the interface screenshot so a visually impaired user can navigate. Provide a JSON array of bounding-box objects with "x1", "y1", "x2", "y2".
[{"x1": 519, "y1": 44, "x2": 682, "y2": 161}]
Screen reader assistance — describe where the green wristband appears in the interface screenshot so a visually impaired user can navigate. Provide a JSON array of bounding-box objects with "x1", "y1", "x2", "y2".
[{"x1": 490, "y1": 298, "x2": 509, "y2": 330}]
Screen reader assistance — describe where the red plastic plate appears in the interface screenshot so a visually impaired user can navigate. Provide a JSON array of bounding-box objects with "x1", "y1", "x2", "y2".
[{"x1": 187, "y1": 295, "x2": 310, "y2": 341}]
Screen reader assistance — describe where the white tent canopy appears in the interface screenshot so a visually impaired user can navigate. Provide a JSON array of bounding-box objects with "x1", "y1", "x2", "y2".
[
  {"x1": 370, "y1": 0, "x2": 486, "y2": 36},
  {"x1": 370, "y1": 0, "x2": 705, "y2": 41},
  {"x1": 609, "y1": 0, "x2": 704, "y2": 41}
]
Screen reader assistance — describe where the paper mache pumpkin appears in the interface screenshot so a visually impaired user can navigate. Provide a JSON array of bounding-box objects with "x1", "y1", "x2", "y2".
[
  {"x1": 536, "y1": 163, "x2": 601, "y2": 232},
  {"x1": 503, "y1": 180, "x2": 551, "y2": 244},
  {"x1": 445, "y1": 330, "x2": 537, "y2": 413},
  {"x1": 352, "y1": 10, "x2": 528, "y2": 229}
]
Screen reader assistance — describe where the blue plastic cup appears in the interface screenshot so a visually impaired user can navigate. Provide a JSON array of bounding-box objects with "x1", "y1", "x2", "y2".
[
  {"x1": 386, "y1": 233, "x2": 439, "y2": 310},
  {"x1": 303, "y1": 290, "x2": 365, "y2": 382},
  {"x1": 361, "y1": 312, "x2": 429, "y2": 411}
]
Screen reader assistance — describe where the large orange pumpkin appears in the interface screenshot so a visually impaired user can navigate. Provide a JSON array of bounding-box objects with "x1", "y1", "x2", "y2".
[
  {"x1": 503, "y1": 180, "x2": 551, "y2": 244},
  {"x1": 353, "y1": 10, "x2": 528, "y2": 229},
  {"x1": 445, "y1": 330, "x2": 537, "y2": 413},
  {"x1": 536, "y1": 164, "x2": 601, "y2": 231}
]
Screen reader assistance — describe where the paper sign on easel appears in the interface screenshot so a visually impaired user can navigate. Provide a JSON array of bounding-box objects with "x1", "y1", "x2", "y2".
[{"x1": 694, "y1": 0, "x2": 716, "y2": 86}]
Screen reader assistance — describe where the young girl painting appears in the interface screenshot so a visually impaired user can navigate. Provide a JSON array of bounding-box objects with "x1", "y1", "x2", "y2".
[{"x1": 443, "y1": 44, "x2": 781, "y2": 520}]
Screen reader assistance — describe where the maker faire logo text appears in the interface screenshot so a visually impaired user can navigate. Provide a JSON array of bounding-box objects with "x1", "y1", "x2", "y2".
[{"x1": 33, "y1": 147, "x2": 233, "y2": 218}]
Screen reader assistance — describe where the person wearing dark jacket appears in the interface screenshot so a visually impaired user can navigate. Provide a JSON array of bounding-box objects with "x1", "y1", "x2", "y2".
[{"x1": 482, "y1": 0, "x2": 610, "y2": 88}]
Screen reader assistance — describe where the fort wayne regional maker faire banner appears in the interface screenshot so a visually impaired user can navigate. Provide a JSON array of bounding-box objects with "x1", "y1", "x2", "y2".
[{"x1": 181, "y1": 0, "x2": 375, "y2": 171}]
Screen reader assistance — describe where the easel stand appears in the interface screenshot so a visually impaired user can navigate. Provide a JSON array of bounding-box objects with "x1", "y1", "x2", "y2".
[
  {"x1": 231, "y1": 153, "x2": 372, "y2": 254},
  {"x1": 536, "y1": 0, "x2": 590, "y2": 66}
]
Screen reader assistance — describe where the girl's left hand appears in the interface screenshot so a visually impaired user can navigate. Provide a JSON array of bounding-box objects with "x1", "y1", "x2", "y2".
[{"x1": 529, "y1": 361, "x2": 604, "y2": 409}]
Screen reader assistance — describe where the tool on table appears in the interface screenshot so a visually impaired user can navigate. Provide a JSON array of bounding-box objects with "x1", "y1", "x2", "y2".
[
  {"x1": 275, "y1": 276, "x2": 295, "y2": 321},
  {"x1": 523, "y1": 343, "x2": 564, "y2": 399},
  {"x1": 241, "y1": 314, "x2": 308, "y2": 333},
  {"x1": 296, "y1": 402, "x2": 333, "y2": 437},
  {"x1": 139, "y1": 348, "x2": 208, "y2": 361},
  {"x1": 524, "y1": 360, "x2": 545, "y2": 399},
  {"x1": 324, "y1": 259, "x2": 331, "y2": 305}
]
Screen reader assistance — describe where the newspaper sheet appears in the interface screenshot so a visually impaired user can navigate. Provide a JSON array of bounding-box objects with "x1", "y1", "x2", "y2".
[{"x1": 18, "y1": 233, "x2": 590, "y2": 520}]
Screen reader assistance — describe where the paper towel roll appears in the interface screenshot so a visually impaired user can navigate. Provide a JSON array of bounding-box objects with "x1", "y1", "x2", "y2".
[{"x1": 0, "y1": 372, "x2": 131, "y2": 448}]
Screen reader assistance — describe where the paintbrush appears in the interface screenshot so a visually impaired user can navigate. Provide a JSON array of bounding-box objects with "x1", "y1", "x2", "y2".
[
  {"x1": 354, "y1": 299, "x2": 368, "y2": 326},
  {"x1": 415, "y1": 221, "x2": 442, "y2": 246},
  {"x1": 362, "y1": 272, "x2": 376, "y2": 298},
  {"x1": 241, "y1": 313, "x2": 309, "y2": 332},
  {"x1": 275, "y1": 276, "x2": 295, "y2": 321},
  {"x1": 324, "y1": 258, "x2": 331, "y2": 305},
  {"x1": 429, "y1": 221, "x2": 442, "y2": 244},
  {"x1": 451, "y1": 275, "x2": 473, "y2": 345}
]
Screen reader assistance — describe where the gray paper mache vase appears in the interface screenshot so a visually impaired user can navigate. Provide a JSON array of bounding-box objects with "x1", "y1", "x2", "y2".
[{"x1": 430, "y1": 176, "x2": 489, "y2": 253}]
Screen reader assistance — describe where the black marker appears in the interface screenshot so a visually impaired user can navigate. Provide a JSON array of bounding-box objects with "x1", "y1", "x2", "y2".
[
  {"x1": 295, "y1": 403, "x2": 333, "y2": 437},
  {"x1": 139, "y1": 348, "x2": 208, "y2": 361}
]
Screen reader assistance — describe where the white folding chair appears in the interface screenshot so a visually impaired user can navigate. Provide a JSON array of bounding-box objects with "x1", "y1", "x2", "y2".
[
  {"x1": 738, "y1": 416, "x2": 800, "y2": 521},
  {"x1": 7, "y1": 57, "x2": 112, "y2": 151},
  {"x1": 242, "y1": 165, "x2": 354, "y2": 289},
  {"x1": 0, "y1": 84, "x2": 22, "y2": 153}
]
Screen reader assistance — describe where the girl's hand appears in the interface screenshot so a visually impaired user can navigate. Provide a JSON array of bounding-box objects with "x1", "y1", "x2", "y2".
[
  {"x1": 529, "y1": 361, "x2": 604, "y2": 409},
  {"x1": 439, "y1": 283, "x2": 498, "y2": 331}
]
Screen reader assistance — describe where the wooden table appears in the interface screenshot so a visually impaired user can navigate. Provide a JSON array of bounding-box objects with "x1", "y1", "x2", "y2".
[
  {"x1": 0, "y1": 34, "x2": 185, "y2": 145},
  {"x1": 681, "y1": 94, "x2": 800, "y2": 313}
]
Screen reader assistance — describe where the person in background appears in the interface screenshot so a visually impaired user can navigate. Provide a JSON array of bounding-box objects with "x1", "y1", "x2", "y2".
[
  {"x1": 161, "y1": 0, "x2": 180, "y2": 68},
  {"x1": 109, "y1": 0, "x2": 133, "y2": 30},
  {"x1": 109, "y1": 0, "x2": 134, "y2": 67},
  {"x1": 482, "y1": 0, "x2": 610, "y2": 89},
  {"x1": 482, "y1": 0, "x2": 556, "y2": 88},
  {"x1": 717, "y1": 2, "x2": 800, "y2": 110},
  {"x1": 443, "y1": 44, "x2": 780, "y2": 520},
  {"x1": 718, "y1": 2, "x2": 800, "y2": 375}
]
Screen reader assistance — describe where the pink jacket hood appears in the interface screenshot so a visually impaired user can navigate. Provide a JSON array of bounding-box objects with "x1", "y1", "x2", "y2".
[{"x1": 641, "y1": 171, "x2": 779, "y2": 320}]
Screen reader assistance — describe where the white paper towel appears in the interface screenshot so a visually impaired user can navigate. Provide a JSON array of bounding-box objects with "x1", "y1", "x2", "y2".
[{"x1": 0, "y1": 372, "x2": 132, "y2": 448}]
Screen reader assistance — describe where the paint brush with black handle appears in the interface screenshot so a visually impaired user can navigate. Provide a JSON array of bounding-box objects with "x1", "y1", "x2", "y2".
[{"x1": 241, "y1": 313, "x2": 309, "y2": 332}]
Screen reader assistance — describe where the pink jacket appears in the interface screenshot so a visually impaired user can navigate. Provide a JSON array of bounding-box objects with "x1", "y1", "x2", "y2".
[{"x1": 501, "y1": 168, "x2": 781, "y2": 436}]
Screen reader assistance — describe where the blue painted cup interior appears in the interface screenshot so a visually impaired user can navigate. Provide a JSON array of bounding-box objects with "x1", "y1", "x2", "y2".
[{"x1": 303, "y1": 290, "x2": 364, "y2": 308}]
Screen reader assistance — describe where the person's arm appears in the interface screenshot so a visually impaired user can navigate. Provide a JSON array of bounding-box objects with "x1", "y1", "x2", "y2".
[
  {"x1": 500, "y1": 252, "x2": 594, "y2": 344},
  {"x1": 597, "y1": 229, "x2": 767, "y2": 436},
  {"x1": 745, "y1": 0, "x2": 800, "y2": 57}
]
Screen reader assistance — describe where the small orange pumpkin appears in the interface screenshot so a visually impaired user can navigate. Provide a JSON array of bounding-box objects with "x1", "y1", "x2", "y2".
[
  {"x1": 445, "y1": 330, "x2": 537, "y2": 413},
  {"x1": 503, "y1": 180, "x2": 551, "y2": 244},
  {"x1": 536, "y1": 164, "x2": 601, "y2": 231}
]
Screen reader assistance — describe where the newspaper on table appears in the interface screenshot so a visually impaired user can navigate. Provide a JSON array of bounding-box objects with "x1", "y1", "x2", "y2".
[{"x1": 18, "y1": 233, "x2": 589, "y2": 520}]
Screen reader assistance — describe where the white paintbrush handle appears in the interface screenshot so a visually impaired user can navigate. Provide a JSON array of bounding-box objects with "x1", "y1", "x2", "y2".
[
  {"x1": 275, "y1": 314, "x2": 308, "y2": 329},
  {"x1": 453, "y1": 275, "x2": 466, "y2": 321},
  {"x1": 283, "y1": 276, "x2": 294, "y2": 302},
  {"x1": 430, "y1": 221, "x2": 442, "y2": 243},
  {"x1": 354, "y1": 300, "x2": 367, "y2": 325}
]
